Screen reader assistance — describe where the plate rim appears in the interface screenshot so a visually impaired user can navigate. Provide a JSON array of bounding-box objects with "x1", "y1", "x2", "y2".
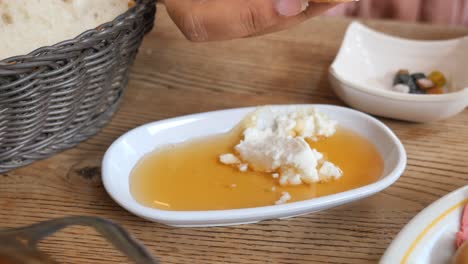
[{"x1": 381, "y1": 185, "x2": 468, "y2": 263}]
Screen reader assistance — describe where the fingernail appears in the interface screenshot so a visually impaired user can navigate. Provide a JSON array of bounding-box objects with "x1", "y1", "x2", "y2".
[{"x1": 275, "y1": 0, "x2": 306, "y2": 17}]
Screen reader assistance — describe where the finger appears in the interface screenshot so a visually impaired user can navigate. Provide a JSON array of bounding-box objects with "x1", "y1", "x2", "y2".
[
  {"x1": 162, "y1": 0, "x2": 305, "y2": 42},
  {"x1": 257, "y1": 2, "x2": 338, "y2": 36}
]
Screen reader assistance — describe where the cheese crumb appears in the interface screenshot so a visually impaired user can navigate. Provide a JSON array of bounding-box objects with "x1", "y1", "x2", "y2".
[
  {"x1": 272, "y1": 173, "x2": 279, "y2": 179},
  {"x1": 319, "y1": 161, "x2": 343, "y2": 181},
  {"x1": 219, "y1": 153, "x2": 240, "y2": 165},
  {"x1": 238, "y1": 163, "x2": 248, "y2": 172},
  {"x1": 275, "y1": 192, "x2": 291, "y2": 205}
]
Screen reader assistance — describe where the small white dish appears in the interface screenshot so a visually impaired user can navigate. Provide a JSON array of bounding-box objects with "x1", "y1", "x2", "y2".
[
  {"x1": 102, "y1": 105, "x2": 406, "y2": 227},
  {"x1": 330, "y1": 22, "x2": 468, "y2": 123},
  {"x1": 381, "y1": 185, "x2": 468, "y2": 264}
]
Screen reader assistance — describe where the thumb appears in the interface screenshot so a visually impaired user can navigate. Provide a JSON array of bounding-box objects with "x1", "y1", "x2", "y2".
[{"x1": 162, "y1": 0, "x2": 315, "y2": 42}]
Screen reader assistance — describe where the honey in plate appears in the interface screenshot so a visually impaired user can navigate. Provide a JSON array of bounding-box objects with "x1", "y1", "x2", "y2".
[{"x1": 130, "y1": 127, "x2": 384, "y2": 211}]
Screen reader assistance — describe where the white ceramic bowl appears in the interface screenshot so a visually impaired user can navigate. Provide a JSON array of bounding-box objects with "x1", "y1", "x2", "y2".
[
  {"x1": 102, "y1": 105, "x2": 406, "y2": 227},
  {"x1": 381, "y1": 185, "x2": 468, "y2": 264},
  {"x1": 330, "y1": 22, "x2": 468, "y2": 123}
]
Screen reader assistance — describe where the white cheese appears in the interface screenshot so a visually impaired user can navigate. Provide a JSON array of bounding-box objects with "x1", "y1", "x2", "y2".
[
  {"x1": 242, "y1": 106, "x2": 337, "y2": 141},
  {"x1": 238, "y1": 163, "x2": 248, "y2": 172},
  {"x1": 219, "y1": 106, "x2": 343, "y2": 186},
  {"x1": 219, "y1": 153, "x2": 241, "y2": 165},
  {"x1": 319, "y1": 161, "x2": 343, "y2": 181},
  {"x1": 275, "y1": 192, "x2": 291, "y2": 205}
]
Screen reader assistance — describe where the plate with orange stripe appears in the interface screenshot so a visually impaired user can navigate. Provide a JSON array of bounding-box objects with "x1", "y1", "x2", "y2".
[{"x1": 381, "y1": 186, "x2": 468, "y2": 264}]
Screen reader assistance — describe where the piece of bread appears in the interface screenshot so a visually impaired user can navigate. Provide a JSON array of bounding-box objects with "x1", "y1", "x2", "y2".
[{"x1": 0, "y1": 0, "x2": 131, "y2": 60}]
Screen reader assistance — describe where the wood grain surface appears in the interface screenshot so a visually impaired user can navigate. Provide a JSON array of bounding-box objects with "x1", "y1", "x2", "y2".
[{"x1": 1, "y1": 6, "x2": 468, "y2": 264}]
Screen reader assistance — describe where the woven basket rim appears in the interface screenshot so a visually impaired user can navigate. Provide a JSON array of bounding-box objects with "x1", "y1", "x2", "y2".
[{"x1": 0, "y1": 0, "x2": 154, "y2": 66}]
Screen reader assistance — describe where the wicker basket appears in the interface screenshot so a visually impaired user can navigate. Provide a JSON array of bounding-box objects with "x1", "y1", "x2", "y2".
[{"x1": 0, "y1": 0, "x2": 156, "y2": 173}]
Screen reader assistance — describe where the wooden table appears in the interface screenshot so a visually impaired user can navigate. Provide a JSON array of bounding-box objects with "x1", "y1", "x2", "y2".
[{"x1": 1, "y1": 6, "x2": 467, "y2": 263}]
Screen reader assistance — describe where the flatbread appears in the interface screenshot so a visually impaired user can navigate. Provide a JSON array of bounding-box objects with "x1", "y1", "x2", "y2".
[{"x1": 0, "y1": 0, "x2": 131, "y2": 60}]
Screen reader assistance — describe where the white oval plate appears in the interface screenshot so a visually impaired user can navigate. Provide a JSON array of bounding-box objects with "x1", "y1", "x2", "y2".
[
  {"x1": 381, "y1": 186, "x2": 468, "y2": 264},
  {"x1": 102, "y1": 105, "x2": 406, "y2": 227}
]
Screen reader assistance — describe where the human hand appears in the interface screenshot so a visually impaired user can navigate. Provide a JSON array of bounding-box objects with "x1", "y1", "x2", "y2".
[{"x1": 159, "y1": 0, "x2": 339, "y2": 42}]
